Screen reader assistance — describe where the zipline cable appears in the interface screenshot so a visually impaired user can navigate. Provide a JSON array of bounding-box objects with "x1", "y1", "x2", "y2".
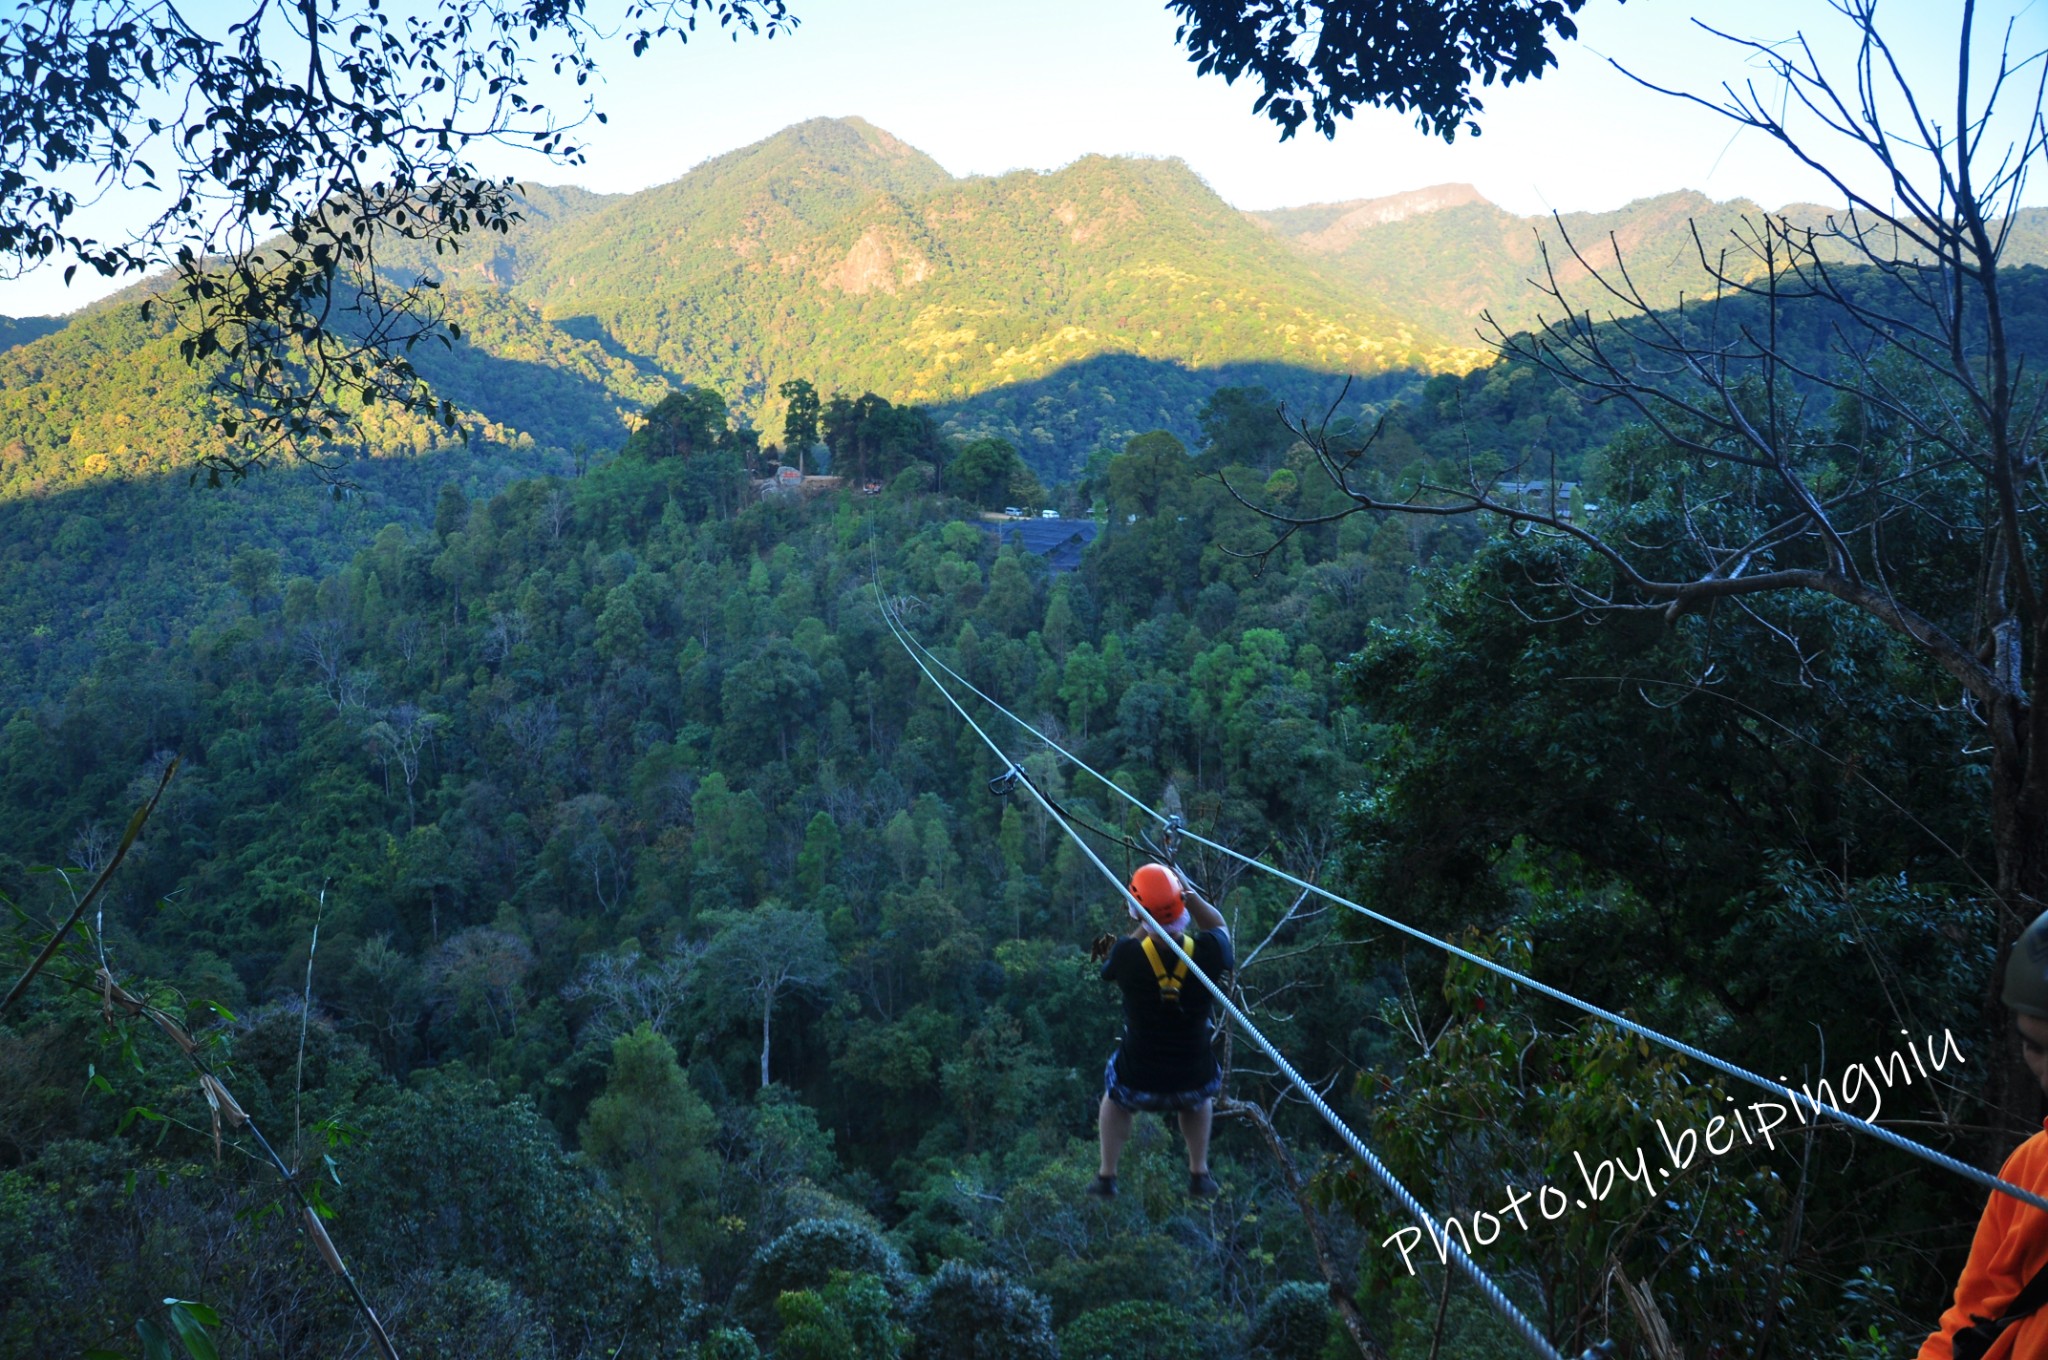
[
  {"x1": 884, "y1": 607, "x2": 2048, "y2": 1218},
  {"x1": 875, "y1": 588, "x2": 1573, "y2": 1360}
]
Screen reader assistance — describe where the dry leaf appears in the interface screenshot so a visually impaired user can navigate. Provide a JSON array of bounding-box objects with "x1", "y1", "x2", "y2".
[
  {"x1": 154, "y1": 1012, "x2": 197, "y2": 1054},
  {"x1": 199, "y1": 1074, "x2": 246, "y2": 1125},
  {"x1": 304, "y1": 1206, "x2": 346, "y2": 1276}
]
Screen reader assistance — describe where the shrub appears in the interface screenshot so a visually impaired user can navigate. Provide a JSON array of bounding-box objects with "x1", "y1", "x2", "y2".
[
  {"x1": 386, "y1": 1267, "x2": 546, "y2": 1360},
  {"x1": 905, "y1": 1260, "x2": 1057, "y2": 1360},
  {"x1": 1059, "y1": 1300, "x2": 1205, "y2": 1360},
  {"x1": 697, "y1": 1326, "x2": 761, "y2": 1360},
  {"x1": 1250, "y1": 1281, "x2": 1330, "y2": 1359},
  {"x1": 729, "y1": 1218, "x2": 914, "y2": 1337},
  {"x1": 775, "y1": 1270, "x2": 907, "y2": 1360}
]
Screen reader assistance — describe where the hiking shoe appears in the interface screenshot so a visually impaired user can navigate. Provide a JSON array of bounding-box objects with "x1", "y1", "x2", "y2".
[
  {"x1": 1084, "y1": 1174, "x2": 1118, "y2": 1199},
  {"x1": 1188, "y1": 1172, "x2": 1219, "y2": 1198}
]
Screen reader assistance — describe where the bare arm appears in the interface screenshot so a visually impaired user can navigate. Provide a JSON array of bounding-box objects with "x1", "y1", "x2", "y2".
[{"x1": 1181, "y1": 872, "x2": 1226, "y2": 934}]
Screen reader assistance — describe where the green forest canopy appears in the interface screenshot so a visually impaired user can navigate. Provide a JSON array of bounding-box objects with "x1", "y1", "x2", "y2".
[{"x1": 0, "y1": 343, "x2": 2014, "y2": 1356}]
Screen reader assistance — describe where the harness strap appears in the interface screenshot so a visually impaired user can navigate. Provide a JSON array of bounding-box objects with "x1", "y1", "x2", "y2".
[{"x1": 1141, "y1": 931, "x2": 1191, "y2": 1002}]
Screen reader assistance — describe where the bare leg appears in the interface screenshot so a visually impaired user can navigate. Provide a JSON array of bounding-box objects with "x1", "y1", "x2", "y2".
[
  {"x1": 1098, "y1": 1094, "x2": 1134, "y2": 1178},
  {"x1": 1178, "y1": 1099, "x2": 1213, "y2": 1174}
]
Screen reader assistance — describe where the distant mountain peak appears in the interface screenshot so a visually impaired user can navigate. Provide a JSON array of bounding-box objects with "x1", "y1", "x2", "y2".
[
  {"x1": 1340, "y1": 183, "x2": 1488, "y2": 224},
  {"x1": 1256, "y1": 184, "x2": 1492, "y2": 253},
  {"x1": 830, "y1": 116, "x2": 927, "y2": 163},
  {"x1": 732, "y1": 116, "x2": 949, "y2": 178}
]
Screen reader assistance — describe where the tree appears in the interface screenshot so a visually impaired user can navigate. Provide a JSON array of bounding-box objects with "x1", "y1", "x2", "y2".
[
  {"x1": 822, "y1": 391, "x2": 941, "y2": 487},
  {"x1": 424, "y1": 926, "x2": 534, "y2": 1041},
  {"x1": 904, "y1": 1261, "x2": 1057, "y2": 1360},
  {"x1": 1167, "y1": 0, "x2": 1596, "y2": 141},
  {"x1": 699, "y1": 907, "x2": 839, "y2": 1087},
  {"x1": 780, "y1": 378, "x2": 822, "y2": 455},
  {"x1": 1196, "y1": 385, "x2": 1296, "y2": 472},
  {"x1": 555, "y1": 792, "x2": 634, "y2": 913},
  {"x1": 579, "y1": 1024, "x2": 718, "y2": 1264},
  {"x1": 0, "y1": 0, "x2": 791, "y2": 477},
  {"x1": 362, "y1": 702, "x2": 442, "y2": 828},
  {"x1": 1249, "y1": 1282, "x2": 1333, "y2": 1360},
  {"x1": 718, "y1": 639, "x2": 822, "y2": 764},
  {"x1": 1234, "y1": 0, "x2": 2048, "y2": 1131},
  {"x1": 794, "y1": 811, "x2": 841, "y2": 898},
  {"x1": 562, "y1": 944, "x2": 699, "y2": 1045},
  {"x1": 631, "y1": 387, "x2": 733, "y2": 460},
  {"x1": 1103, "y1": 430, "x2": 1194, "y2": 521},
  {"x1": 730, "y1": 1218, "x2": 916, "y2": 1340},
  {"x1": 346, "y1": 1077, "x2": 693, "y2": 1352},
  {"x1": 945, "y1": 437, "x2": 1025, "y2": 509},
  {"x1": 774, "y1": 1272, "x2": 907, "y2": 1360},
  {"x1": 228, "y1": 546, "x2": 281, "y2": 613},
  {"x1": 434, "y1": 483, "x2": 472, "y2": 542},
  {"x1": 1059, "y1": 1301, "x2": 1207, "y2": 1360}
]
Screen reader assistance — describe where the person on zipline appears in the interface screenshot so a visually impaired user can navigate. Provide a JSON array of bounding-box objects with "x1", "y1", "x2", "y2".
[
  {"x1": 1919, "y1": 906, "x2": 2048, "y2": 1359},
  {"x1": 1087, "y1": 861, "x2": 1233, "y2": 1199}
]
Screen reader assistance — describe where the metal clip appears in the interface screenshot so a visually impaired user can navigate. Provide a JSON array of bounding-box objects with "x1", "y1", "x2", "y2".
[{"x1": 988, "y1": 765, "x2": 1022, "y2": 798}]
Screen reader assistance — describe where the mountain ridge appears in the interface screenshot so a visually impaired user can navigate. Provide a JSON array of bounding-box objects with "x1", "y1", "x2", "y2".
[
  {"x1": 479, "y1": 118, "x2": 1479, "y2": 475},
  {"x1": 11, "y1": 116, "x2": 2046, "y2": 474},
  {"x1": 1253, "y1": 181, "x2": 2048, "y2": 337}
]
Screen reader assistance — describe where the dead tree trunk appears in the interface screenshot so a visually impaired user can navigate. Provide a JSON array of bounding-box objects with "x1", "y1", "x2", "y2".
[
  {"x1": 1986, "y1": 676, "x2": 2048, "y2": 1144},
  {"x1": 1216, "y1": 1095, "x2": 1389, "y2": 1360}
]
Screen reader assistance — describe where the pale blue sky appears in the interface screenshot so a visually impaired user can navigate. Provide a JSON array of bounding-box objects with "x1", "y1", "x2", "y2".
[{"x1": 3, "y1": 0, "x2": 2039, "y2": 317}]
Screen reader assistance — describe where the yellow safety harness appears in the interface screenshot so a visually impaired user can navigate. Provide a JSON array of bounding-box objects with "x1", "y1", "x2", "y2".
[{"x1": 1140, "y1": 931, "x2": 1193, "y2": 1003}]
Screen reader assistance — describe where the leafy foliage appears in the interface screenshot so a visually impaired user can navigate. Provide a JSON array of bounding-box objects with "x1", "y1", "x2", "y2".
[
  {"x1": 0, "y1": 0, "x2": 789, "y2": 470},
  {"x1": 0, "y1": 340, "x2": 2008, "y2": 1357},
  {"x1": 1248, "y1": 1281, "x2": 1331, "y2": 1359},
  {"x1": 1059, "y1": 1299, "x2": 1210, "y2": 1360},
  {"x1": 732, "y1": 1220, "x2": 915, "y2": 1339},
  {"x1": 904, "y1": 1260, "x2": 1058, "y2": 1360},
  {"x1": 579, "y1": 1024, "x2": 719, "y2": 1263},
  {"x1": 773, "y1": 1270, "x2": 908, "y2": 1360},
  {"x1": 1167, "y1": 0, "x2": 1594, "y2": 140}
]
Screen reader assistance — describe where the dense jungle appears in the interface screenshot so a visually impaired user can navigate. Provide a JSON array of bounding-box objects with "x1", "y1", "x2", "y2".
[
  {"x1": 0, "y1": 339, "x2": 2021, "y2": 1356},
  {"x1": 1, "y1": 22, "x2": 2044, "y2": 1356}
]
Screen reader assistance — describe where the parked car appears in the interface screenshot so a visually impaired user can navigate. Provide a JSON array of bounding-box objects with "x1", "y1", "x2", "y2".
[
  {"x1": 1040, "y1": 508, "x2": 1060, "y2": 519},
  {"x1": 1002, "y1": 506, "x2": 1023, "y2": 518}
]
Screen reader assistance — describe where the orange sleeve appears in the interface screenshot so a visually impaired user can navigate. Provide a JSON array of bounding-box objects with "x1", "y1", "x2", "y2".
[{"x1": 1920, "y1": 1134, "x2": 2048, "y2": 1360}]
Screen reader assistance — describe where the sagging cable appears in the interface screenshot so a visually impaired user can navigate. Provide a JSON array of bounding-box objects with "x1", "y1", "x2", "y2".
[
  {"x1": 885, "y1": 607, "x2": 2048, "y2": 1218},
  {"x1": 875, "y1": 587, "x2": 1573, "y2": 1360}
]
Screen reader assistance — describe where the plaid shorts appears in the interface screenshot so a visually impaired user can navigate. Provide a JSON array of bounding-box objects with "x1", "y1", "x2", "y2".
[{"x1": 1103, "y1": 1050, "x2": 1222, "y2": 1113}]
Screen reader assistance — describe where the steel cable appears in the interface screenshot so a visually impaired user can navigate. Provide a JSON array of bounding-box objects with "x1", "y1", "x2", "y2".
[
  {"x1": 884, "y1": 607, "x2": 2048, "y2": 1218},
  {"x1": 876, "y1": 588, "x2": 1572, "y2": 1360}
]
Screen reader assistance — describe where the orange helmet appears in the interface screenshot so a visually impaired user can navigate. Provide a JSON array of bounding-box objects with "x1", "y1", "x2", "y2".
[{"x1": 1128, "y1": 863, "x2": 1184, "y2": 923}]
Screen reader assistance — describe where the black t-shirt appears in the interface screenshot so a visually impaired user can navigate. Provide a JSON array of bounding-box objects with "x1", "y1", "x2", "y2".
[{"x1": 1101, "y1": 928, "x2": 1234, "y2": 1094}]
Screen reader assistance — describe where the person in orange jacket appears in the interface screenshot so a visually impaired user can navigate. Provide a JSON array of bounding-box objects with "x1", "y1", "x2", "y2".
[{"x1": 1919, "y1": 908, "x2": 2048, "y2": 1359}]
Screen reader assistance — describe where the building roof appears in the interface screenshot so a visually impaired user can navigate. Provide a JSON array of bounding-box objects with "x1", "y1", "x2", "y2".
[
  {"x1": 753, "y1": 473, "x2": 847, "y2": 499},
  {"x1": 983, "y1": 517, "x2": 1098, "y2": 573}
]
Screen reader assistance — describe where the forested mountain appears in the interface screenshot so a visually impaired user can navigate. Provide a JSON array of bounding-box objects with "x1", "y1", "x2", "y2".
[
  {"x1": 3, "y1": 109, "x2": 2036, "y2": 1359},
  {"x1": 0, "y1": 393, "x2": 1408, "y2": 1358},
  {"x1": 1252, "y1": 187, "x2": 1797, "y2": 340},
  {"x1": 15, "y1": 115, "x2": 2045, "y2": 500},
  {"x1": 489, "y1": 117, "x2": 1475, "y2": 477},
  {"x1": 2, "y1": 369, "x2": 1989, "y2": 1357},
  {"x1": 0, "y1": 313, "x2": 65, "y2": 353},
  {"x1": 1253, "y1": 184, "x2": 2048, "y2": 340},
  {"x1": 373, "y1": 182, "x2": 624, "y2": 290},
  {"x1": 0, "y1": 116, "x2": 1482, "y2": 703},
  {"x1": 25, "y1": 116, "x2": 2036, "y2": 511},
  {"x1": 0, "y1": 282, "x2": 669, "y2": 702}
]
